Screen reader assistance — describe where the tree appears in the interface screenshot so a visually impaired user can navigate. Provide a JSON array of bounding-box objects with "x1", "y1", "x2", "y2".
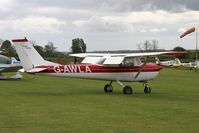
[
  {"x1": 30, "y1": 40, "x2": 46, "y2": 57},
  {"x1": 34, "y1": 45, "x2": 45, "y2": 57},
  {"x1": 0, "y1": 40, "x2": 17, "y2": 57},
  {"x1": 71, "y1": 38, "x2": 87, "y2": 53},
  {"x1": 44, "y1": 42, "x2": 57, "y2": 57},
  {"x1": 138, "y1": 40, "x2": 159, "y2": 52},
  {"x1": 173, "y1": 46, "x2": 186, "y2": 51},
  {"x1": 173, "y1": 46, "x2": 187, "y2": 59}
]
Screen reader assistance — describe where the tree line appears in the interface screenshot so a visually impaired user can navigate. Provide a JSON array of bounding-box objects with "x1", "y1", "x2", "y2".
[
  {"x1": 0, "y1": 38, "x2": 198, "y2": 61},
  {"x1": 0, "y1": 40, "x2": 59, "y2": 58},
  {"x1": 0, "y1": 38, "x2": 87, "y2": 58}
]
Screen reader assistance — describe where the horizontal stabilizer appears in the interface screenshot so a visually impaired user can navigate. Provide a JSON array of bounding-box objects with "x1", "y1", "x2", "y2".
[
  {"x1": 27, "y1": 68, "x2": 48, "y2": 73},
  {"x1": 0, "y1": 65, "x2": 22, "y2": 72}
]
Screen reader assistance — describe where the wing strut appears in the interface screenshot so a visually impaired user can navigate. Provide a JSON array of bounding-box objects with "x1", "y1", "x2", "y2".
[{"x1": 135, "y1": 57, "x2": 149, "y2": 79}]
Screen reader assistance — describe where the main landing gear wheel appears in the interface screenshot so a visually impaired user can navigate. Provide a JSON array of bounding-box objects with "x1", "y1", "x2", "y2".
[
  {"x1": 144, "y1": 86, "x2": 151, "y2": 94},
  {"x1": 104, "y1": 84, "x2": 113, "y2": 93},
  {"x1": 123, "y1": 86, "x2": 133, "y2": 95}
]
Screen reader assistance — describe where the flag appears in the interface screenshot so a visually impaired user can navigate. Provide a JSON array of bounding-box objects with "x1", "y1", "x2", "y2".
[{"x1": 180, "y1": 27, "x2": 195, "y2": 38}]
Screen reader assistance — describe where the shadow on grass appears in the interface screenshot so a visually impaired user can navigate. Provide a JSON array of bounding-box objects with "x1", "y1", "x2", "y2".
[
  {"x1": 18, "y1": 89, "x2": 164, "y2": 97},
  {"x1": 0, "y1": 78, "x2": 22, "y2": 81},
  {"x1": 19, "y1": 90, "x2": 106, "y2": 97},
  {"x1": 18, "y1": 90, "x2": 195, "y2": 104}
]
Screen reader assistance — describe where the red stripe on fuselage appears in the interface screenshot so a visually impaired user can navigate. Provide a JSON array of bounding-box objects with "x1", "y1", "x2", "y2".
[{"x1": 34, "y1": 63, "x2": 161, "y2": 73}]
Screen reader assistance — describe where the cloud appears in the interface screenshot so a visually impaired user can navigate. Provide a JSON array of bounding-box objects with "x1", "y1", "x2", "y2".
[
  {"x1": 0, "y1": 0, "x2": 199, "y2": 51},
  {"x1": 149, "y1": 28, "x2": 168, "y2": 33},
  {"x1": 73, "y1": 16, "x2": 134, "y2": 32},
  {"x1": 0, "y1": 16, "x2": 66, "y2": 33},
  {"x1": 103, "y1": 10, "x2": 199, "y2": 25},
  {"x1": 0, "y1": 0, "x2": 13, "y2": 11},
  {"x1": 98, "y1": 0, "x2": 199, "y2": 12},
  {"x1": 70, "y1": 10, "x2": 199, "y2": 33},
  {"x1": 178, "y1": 28, "x2": 186, "y2": 33},
  {"x1": 10, "y1": 0, "x2": 199, "y2": 14}
]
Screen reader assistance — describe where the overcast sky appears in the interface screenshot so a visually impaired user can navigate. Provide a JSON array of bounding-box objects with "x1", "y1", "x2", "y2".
[{"x1": 0, "y1": 0, "x2": 199, "y2": 51}]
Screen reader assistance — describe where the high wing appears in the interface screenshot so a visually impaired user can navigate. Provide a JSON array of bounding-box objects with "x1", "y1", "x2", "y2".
[{"x1": 70, "y1": 51, "x2": 187, "y2": 65}]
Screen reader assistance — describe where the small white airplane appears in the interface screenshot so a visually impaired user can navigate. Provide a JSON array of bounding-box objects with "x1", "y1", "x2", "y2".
[
  {"x1": 155, "y1": 58, "x2": 176, "y2": 67},
  {"x1": 12, "y1": 38, "x2": 186, "y2": 94},
  {"x1": 0, "y1": 57, "x2": 23, "y2": 79},
  {"x1": 194, "y1": 60, "x2": 199, "y2": 71},
  {"x1": 0, "y1": 54, "x2": 11, "y2": 64}
]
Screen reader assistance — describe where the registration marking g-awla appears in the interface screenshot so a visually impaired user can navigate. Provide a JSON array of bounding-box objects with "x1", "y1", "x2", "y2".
[{"x1": 54, "y1": 65, "x2": 92, "y2": 73}]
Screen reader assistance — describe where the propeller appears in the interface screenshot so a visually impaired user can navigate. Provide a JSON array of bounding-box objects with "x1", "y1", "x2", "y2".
[{"x1": 74, "y1": 57, "x2": 77, "y2": 64}]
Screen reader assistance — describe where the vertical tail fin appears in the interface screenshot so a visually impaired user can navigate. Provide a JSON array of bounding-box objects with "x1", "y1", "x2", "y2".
[
  {"x1": 155, "y1": 57, "x2": 160, "y2": 65},
  {"x1": 12, "y1": 38, "x2": 59, "y2": 71},
  {"x1": 175, "y1": 58, "x2": 181, "y2": 64}
]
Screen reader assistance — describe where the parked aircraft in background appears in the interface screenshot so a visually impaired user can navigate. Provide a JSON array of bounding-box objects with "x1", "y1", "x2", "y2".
[
  {"x1": 12, "y1": 38, "x2": 186, "y2": 94},
  {"x1": 156, "y1": 58, "x2": 196, "y2": 70},
  {"x1": 0, "y1": 54, "x2": 11, "y2": 64},
  {"x1": 155, "y1": 58, "x2": 176, "y2": 67},
  {"x1": 195, "y1": 60, "x2": 199, "y2": 71},
  {"x1": 0, "y1": 57, "x2": 23, "y2": 79},
  {"x1": 173, "y1": 59, "x2": 195, "y2": 69}
]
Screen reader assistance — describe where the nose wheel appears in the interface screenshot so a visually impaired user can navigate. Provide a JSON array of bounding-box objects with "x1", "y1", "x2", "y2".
[{"x1": 143, "y1": 83, "x2": 151, "y2": 94}]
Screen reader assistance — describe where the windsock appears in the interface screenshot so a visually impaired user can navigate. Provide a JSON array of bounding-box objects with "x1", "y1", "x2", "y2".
[{"x1": 180, "y1": 27, "x2": 195, "y2": 38}]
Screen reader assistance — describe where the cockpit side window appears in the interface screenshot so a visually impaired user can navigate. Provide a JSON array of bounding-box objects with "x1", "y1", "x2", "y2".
[{"x1": 120, "y1": 57, "x2": 142, "y2": 67}]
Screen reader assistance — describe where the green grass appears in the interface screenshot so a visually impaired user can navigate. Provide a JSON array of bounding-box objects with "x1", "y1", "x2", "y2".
[{"x1": 0, "y1": 68, "x2": 199, "y2": 133}]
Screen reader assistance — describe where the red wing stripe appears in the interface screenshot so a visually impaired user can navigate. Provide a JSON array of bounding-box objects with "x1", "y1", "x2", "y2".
[{"x1": 12, "y1": 38, "x2": 28, "y2": 42}]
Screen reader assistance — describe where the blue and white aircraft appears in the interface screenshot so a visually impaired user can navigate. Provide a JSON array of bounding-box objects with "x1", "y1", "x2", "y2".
[{"x1": 0, "y1": 55, "x2": 23, "y2": 79}]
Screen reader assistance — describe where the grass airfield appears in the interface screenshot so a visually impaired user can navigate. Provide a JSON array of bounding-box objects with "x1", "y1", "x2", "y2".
[{"x1": 0, "y1": 68, "x2": 199, "y2": 133}]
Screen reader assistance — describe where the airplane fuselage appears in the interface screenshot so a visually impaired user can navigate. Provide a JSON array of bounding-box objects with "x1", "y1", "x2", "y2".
[{"x1": 33, "y1": 63, "x2": 161, "y2": 82}]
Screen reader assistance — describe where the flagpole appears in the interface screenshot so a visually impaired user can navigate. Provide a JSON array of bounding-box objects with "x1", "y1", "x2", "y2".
[{"x1": 196, "y1": 28, "x2": 198, "y2": 60}]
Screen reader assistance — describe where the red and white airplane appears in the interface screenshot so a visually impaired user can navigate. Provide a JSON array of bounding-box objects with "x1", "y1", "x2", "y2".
[{"x1": 12, "y1": 38, "x2": 186, "y2": 94}]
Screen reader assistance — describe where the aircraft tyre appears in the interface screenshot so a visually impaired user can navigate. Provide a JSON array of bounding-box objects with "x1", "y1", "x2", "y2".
[
  {"x1": 144, "y1": 86, "x2": 151, "y2": 94},
  {"x1": 123, "y1": 86, "x2": 133, "y2": 94},
  {"x1": 104, "y1": 84, "x2": 113, "y2": 93}
]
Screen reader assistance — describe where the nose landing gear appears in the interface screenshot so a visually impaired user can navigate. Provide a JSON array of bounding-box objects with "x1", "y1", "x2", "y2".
[{"x1": 143, "y1": 82, "x2": 151, "y2": 94}]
